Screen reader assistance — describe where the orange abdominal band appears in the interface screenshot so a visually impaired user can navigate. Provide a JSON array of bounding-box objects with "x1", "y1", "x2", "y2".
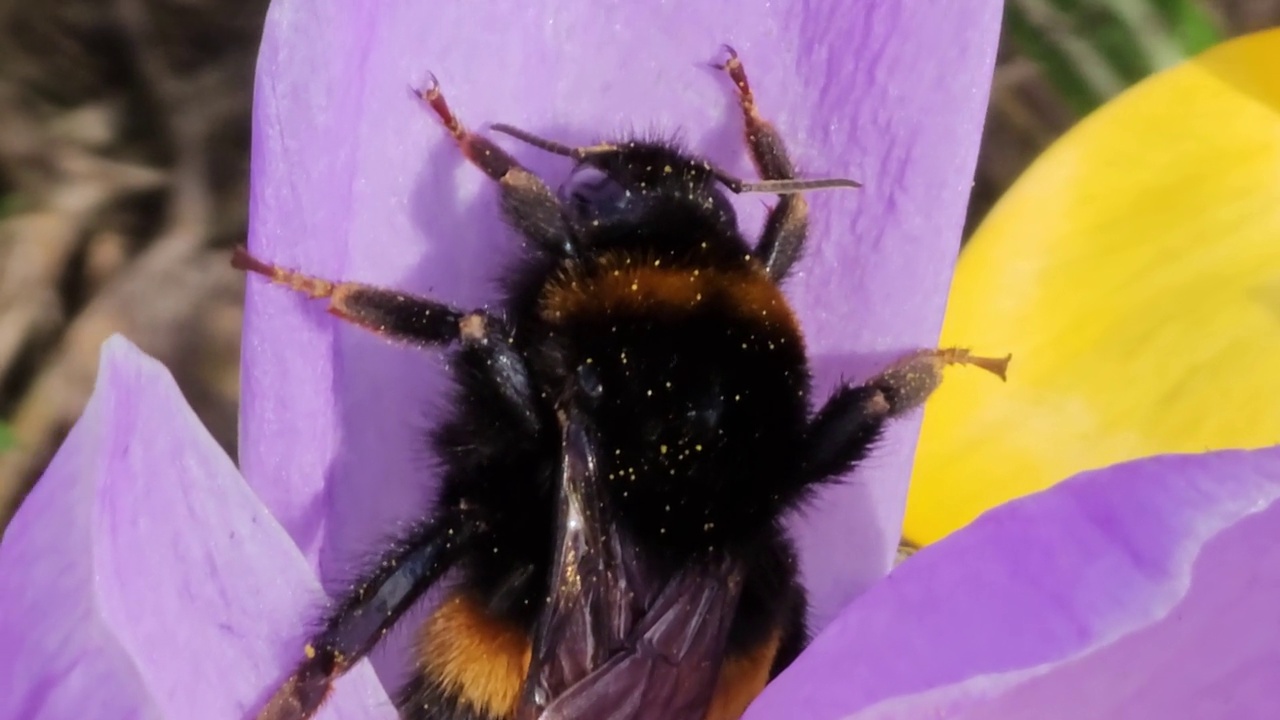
[
  {"x1": 416, "y1": 594, "x2": 532, "y2": 718},
  {"x1": 539, "y1": 252, "x2": 800, "y2": 340}
]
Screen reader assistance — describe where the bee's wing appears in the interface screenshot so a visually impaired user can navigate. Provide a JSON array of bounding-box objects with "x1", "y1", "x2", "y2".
[
  {"x1": 534, "y1": 554, "x2": 745, "y2": 720},
  {"x1": 517, "y1": 400, "x2": 745, "y2": 720}
]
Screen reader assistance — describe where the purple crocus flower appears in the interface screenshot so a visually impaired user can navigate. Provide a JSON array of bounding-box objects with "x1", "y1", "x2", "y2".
[
  {"x1": 0, "y1": 339, "x2": 394, "y2": 720},
  {"x1": 3, "y1": 2, "x2": 1278, "y2": 720},
  {"x1": 239, "y1": 0, "x2": 1001, "y2": 635},
  {"x1": 5, "y1": 339, "x2": 1278, "y2": 719}
]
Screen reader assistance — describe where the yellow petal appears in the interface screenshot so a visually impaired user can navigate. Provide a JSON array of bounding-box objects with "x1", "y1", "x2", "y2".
[{"x1": 906, "y1": 27, "x2": 1280, "y2": 546}]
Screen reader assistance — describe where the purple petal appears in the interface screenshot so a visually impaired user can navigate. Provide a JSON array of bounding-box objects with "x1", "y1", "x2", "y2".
[
  {"x1": 0, "y1": 336, "x2": 393, "y2": 720},
  {"x1": 242, "y1": 0, "x2": 1000, "y2": 631},
  {"x1": 743, "y1": 446, "x2": 1280, "y2": 719}
]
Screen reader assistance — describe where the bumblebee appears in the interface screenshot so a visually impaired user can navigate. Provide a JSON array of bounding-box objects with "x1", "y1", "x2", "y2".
[{"x1": 238, "y1": 47, "x2": 1007, "y2": 720}]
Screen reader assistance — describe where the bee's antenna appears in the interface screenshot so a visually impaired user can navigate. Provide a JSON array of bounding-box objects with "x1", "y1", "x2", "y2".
[
  {"x1": 714, "y1": 171, "x2": 862, "y2": 195},
  {"x1": 490, "y1": 123, "x2": 618, "y2": 162},
  {"x1": 490, "y1": 123, "x2": 576, "y2": 157}
]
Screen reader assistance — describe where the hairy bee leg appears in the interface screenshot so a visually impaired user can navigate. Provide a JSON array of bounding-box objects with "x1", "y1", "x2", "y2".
[
  {"x1": 233, "y1": 247, "x2": 541, "y2": 428},
  {"x1": 414, "y1": 75, "x2": 526, "y2": 182},
  {"x1": 714, "y1": 45, "x2": 795, "y2": 181},
  {"x1": 714, "y1": 45, "x2": 810, "y2": 281},
  {"x1": 414, "y1": 76, "x2": 572, "y2": 254},
  {"x1": 256, "y1": 518, "x2": 477, "y2": 720},
  {"x1": 233, "y1": 247, "x2": 470, "y2": 345},
  {"x1": 801, "y1": 348, "x2": 1011, "y2": 482}
]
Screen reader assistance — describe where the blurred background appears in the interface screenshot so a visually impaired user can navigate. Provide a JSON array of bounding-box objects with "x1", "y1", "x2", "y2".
[{"x1": 0, "y1": 0, "x2": 1277, "y2": 531}]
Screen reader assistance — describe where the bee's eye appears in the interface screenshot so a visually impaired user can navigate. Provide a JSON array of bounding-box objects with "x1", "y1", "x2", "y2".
[{"x1": 559, "y1": 165, "x2": 629, "y2": 221}]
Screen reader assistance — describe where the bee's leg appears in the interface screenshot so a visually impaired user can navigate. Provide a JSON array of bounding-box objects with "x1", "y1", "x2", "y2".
[
  {"x1": 234, "y1": 248, "x2": 540, "y2": 430},
  {"x1": 414, "y1": 77, "x2": 573, "y2": 255},
  {"x1": 256, "y1": 516, "x2": 478, "y2": 720},
  {"x1": 715, "y1": 46, "x2": 810, "y2": 282},
  {"x1": 800, "y1": 349, "x2": 1010, "y2": 484},
  {"x1": 233, "y1": 247, "x2": 473, "y2": 345}
]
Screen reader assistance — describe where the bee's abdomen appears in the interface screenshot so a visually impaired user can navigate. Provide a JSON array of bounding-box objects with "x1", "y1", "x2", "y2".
[{"x1": 398, "y1": 592, "x2": 533, "y2": 720}]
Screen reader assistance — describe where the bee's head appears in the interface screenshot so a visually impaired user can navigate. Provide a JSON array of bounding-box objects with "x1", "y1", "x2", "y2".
[
  {"x1": 556, "y1": 140, "x2": 736, "y2": 232},
  {"x1": 489, "y1": 123, "x2": 859, "y2": 246}
]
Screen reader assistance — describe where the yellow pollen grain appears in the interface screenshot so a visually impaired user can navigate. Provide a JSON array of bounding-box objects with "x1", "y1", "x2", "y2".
[
  {"x1": 304, "y1": 644, "x2": 316, "y2": 659},
  {"x1": 660, "y1": 444, "x2": 669, "y2": 455}
]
